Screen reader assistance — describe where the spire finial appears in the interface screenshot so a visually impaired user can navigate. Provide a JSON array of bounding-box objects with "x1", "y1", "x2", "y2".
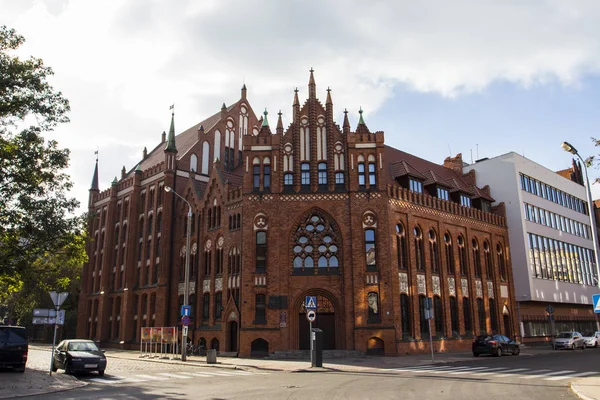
[
  {"x1": 358, "y1": 107, "x2": 365, "y2": 125},
  {"x1": 293, "y1": 87, "x2": 300, "y2": 106},
  {"x1": 261, "y1": 108, "x2": 269, "y2": 127},
  {"x1": 343, "y1": 108, "x2": 350, "y2": 134},
  {"x1": 91, "y1": 151, "x2": 99, "y2": 190},
  {"x1": 326, "y1": 86, "x2": 332, "y2": 105},
  {"x1": 276, "y1": 110, "x2": 283, "y2": 134},
  {"x1": 165, "y1": 105, "x2": 177, "y2": 152},
  {"x1": 308, "y1": 68, "x2": 316, "y2": 98}
]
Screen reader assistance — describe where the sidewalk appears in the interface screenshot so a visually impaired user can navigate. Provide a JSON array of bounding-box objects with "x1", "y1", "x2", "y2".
[{"x1": 9, "y1": 345, "x2": 599, "y2": 400}]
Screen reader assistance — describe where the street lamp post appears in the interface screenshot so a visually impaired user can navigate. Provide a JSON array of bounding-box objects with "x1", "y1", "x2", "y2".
[
  {"x1": 561, "y1": 141, "x2": 600, "y2": 288},
  {"x1": 165, "y1": 185, "x2": 192, "y2": 361}
]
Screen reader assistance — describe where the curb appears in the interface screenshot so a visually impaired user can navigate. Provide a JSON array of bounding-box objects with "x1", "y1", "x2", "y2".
[
  {"x1": 0, "y1": 373, "x2": 87, "y2": 400},
  {"x1": 571, "y1": 381, "x2": 596, "y2": 400}
]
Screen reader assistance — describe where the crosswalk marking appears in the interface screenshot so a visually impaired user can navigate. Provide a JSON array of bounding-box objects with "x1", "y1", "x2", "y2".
[
  {"x1": 544, "y1": 371, "x2": 599, "y2": 381},
  {"x1": 520, "y1": 370, "x2": 568, "y2": 379},
  {"x1": 89, "y1": 378, "x2": 124, "y2": 384},
  {"x1": 447, "y1": 367, "x2": 491, "y2": 375},
  {"x1": 494, "y1": 368, "x2": 531, "y2": 377},
  {"x1": 88, "y1": 369, "x2": 266, "y2": 385},
  {"x1": 472, "y1": 367, "x2": 509, "y2": 376},
  {"x1": 132, "y1": 374, "x2": 169, "y2": 381},
  {"x1": 518, "y1": 369, "x2": 551, "y2": 379}
]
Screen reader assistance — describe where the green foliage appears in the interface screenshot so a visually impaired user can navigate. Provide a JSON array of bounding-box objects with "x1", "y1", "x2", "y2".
[{"x1": 0, "y1": 25, "x2": 80, "y2": 278}]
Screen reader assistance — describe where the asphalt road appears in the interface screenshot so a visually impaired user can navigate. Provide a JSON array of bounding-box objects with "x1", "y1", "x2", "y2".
[{"x1": 22, "y1": 347, "x2": 600, "y2": 400}]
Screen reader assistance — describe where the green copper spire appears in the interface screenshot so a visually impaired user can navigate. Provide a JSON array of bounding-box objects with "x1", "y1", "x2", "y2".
[
  {"x1": 135, "y1": 163, "x2": 142, "y2": 173},
  {"x1": 261, "y1": 108, "x2": 269, "y2": 127},
  {"x1": 358, "y1": 107, "x2": 365, "y2": 125},
  {"x1": 112, "y1": 176, "x2": 118, "y2": 186},
  {"x1": 165, "y1": 108, "x2": 177, "y2": 152}
]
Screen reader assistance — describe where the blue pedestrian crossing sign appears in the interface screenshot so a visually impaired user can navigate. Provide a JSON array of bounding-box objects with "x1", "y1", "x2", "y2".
[
  {"x1": 305, "y1": 296, "x2": 317, "y2": 310},
  {"x1": 181, "y1": 305, "x2": 191, "y2": 317},
  {"x1": 593, "y1": 294, "x2": 600, "y2": 313}
]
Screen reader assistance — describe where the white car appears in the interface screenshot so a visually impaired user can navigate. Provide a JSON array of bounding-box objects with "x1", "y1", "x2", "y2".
[{"x1": 582, "y1": 331, "x2": 600, "y2": 348}]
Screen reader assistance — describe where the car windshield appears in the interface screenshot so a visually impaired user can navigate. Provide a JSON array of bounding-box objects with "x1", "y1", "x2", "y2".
[
  {"x1": 476, "y1": 335, "x2": 493, "y2": 341},
  {"x1": 583, "y1": 332, "x2": 595, "y2": 337},
  {"x1": 68, "y1": 342, "x2": 99, "y2": 351},
  {"x1": 556, "y1": 332, "x2": 572, "y2": 338}
]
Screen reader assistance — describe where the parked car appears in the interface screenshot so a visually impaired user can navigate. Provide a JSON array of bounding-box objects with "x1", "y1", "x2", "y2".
[
  {"x1": 472, "y1": 334, "x2": 520, "y2": 357},
  {"x1": 553, "y1": 331, "x2": 586, "y2": 350},
  {"x1": 52, "y1": 339, "x2": 107, "y2": 375},
  {"x1": 0, "y1": 325, "x2": 28, "y2": 372},
  {"x1": 582, "y1": 331, "x2": 600, "y2": 348}
]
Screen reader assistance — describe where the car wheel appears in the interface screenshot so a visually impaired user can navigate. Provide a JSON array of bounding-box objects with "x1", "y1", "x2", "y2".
[
  {"x1": 473, "y1": 352, "x2": 480, "y2": 357},
  {"x1": 571, "y1": 343, "x2": 575, "y2": 350},
  {"x1": 496, "y1": 348, "x2": 502, "y2": 357},
  {"x1": 582, "y1": 343, "x2": 586, "y2": 350},
  {"x1": 98, "y1": 370, "x2": 105, "y2": 377},
  {"x1": 513, "y1": 346, "x2": 520, "y2": 356}
]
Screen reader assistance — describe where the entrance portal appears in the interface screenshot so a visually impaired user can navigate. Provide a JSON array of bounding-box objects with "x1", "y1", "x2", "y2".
[
  {"x1": 228, "y1": 321, "x2": 238, "y2": 352},
  {"x1": 298, "y1": 294, "x2": 336, "y2": 350}
]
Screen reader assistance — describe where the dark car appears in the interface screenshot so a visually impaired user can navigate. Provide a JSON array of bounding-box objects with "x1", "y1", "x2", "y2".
[
  {"x1": 472, "y1": 334, "x2": 520, "y2": 357},
  {"x1": 52, "y1": 339, "x2": 107, "y2": 375},
  {"x1": 0, "y1": 325, "x2": 28, "y2": 372}
]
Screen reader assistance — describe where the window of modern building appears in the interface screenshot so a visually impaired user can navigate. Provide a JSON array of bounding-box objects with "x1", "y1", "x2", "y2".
[
  {"x1": 520, "y1": 173, "x2": 587, "y2": 215},
  {"x1": 256, "y1": 232, "x2": 267, "y2": 273},
  {"x1": 409, "y1": 179, "x2": 423, "y2": 193}
]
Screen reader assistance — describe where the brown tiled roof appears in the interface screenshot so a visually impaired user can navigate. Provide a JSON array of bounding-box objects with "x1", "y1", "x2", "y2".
[
  {"x1": 221, "y1": 164, "x2": 244, "y2": 187},
  {"x1": 192, "y1": 179, "x2": 208, "y2": 199},
  {"x1": 384, "y1": 145, "x2": 493, "y2": 201},
  {"x1": 471, "y1": 185, "x2": 495, "y2": 202},
  {"x1": 125, "y1": 103, "x2": 239, "y2": 178}
]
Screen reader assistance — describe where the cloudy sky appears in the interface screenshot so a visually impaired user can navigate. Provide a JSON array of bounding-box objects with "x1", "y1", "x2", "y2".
[{"x1": 3, "y1": 0, "x2": 600, "y2": 212}]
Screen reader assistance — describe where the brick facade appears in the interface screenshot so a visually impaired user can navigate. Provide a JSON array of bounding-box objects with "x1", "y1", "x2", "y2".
[{"x1": 77, "y1": 71, "x2": 518, "y2": 357}]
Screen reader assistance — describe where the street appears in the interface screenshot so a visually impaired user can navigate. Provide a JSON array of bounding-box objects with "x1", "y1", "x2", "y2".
[{"x1": 12, "y1": 346, "x2": 599, "y2": 400}]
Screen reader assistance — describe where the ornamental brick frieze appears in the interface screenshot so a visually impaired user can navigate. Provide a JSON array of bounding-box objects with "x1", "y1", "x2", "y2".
[
  {"x1": 487, "y1": 281, "x2": 494, "y2": 298},
  {"x1": 476, "y1": 280, "x2": 483, "y2": 298},
  {"x1": 226, "y1": 202, "x2": 242, "y2": 211},
  {"x1": 247, "y1": 195, "x2": 274, "y2": 202},
  {"x1": 448, "y1": 277, "x2": 456, "y2": 296},
  {"x1": 461, "y1": 278, "x2": 469, "y2": 297},
  {"x1": 281, "y1": 193, "x2": 349, "y2": 202},
  {"x1": 399, "y1": 272, "x2": 409, "y2": 294},
  {"x1": 432, "y1": 276, "x2": 441, "y2": 296},
  {"x1": 388, "y1": 198, "x2": 505, "y2": 229},
  {"x1": 178, "y1": 282, "x2": 195, "y2": 295},
  {"x1": 355, "y1": 192, "x2": 382, "y2": 199},
  {"x1": 203, "y1": 279, "x2": 211, "y2": 293},
  {"x1": 417, "y1": 274, "x2": 426, "y2": 294}
]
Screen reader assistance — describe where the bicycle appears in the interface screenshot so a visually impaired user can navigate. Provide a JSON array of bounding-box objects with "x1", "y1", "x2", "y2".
[{"x1": 185, "y1": 342, "x2": 198, "y2": 356}]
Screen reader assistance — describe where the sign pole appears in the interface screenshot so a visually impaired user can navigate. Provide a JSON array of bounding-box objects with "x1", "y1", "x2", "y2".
[
  {"x1": 428, "y1": 318, "x2": 434, "y2": 363},
  {"x1": 309, "y1": 320, "x2": 313, "y2": 365},
  {"x1": 49, "y1": 305, "x2": 59, "y2": 376}
]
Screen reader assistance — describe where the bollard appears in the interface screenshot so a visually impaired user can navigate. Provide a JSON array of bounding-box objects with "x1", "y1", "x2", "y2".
[{"x1": 206, "y1": 349, "x2": 217, "y2": 364}]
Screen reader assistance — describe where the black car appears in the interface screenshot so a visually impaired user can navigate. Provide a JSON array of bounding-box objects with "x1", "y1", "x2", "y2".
[
  {"x1": 0, "y1": 325, "x2": 28, "y2": 372},
  {"x1": 52, "y1": 339, "x2": 107, "y2": 375},
  {"x1": 472, "y1": 334, "x2": 520, "y2": 357}
]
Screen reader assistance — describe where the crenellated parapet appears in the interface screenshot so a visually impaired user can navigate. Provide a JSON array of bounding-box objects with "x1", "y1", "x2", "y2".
[
  {"x1": 387, "y1": 184, "x2": 506, "y2": 227},
  {"x1": 141, "y1": 162, "x2": 165, "y2": 180}
]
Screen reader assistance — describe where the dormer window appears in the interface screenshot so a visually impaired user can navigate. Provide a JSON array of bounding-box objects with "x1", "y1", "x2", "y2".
[
  {"x1": 437, "y1": 187, "x2": 449, "y2": 201},
  {"x1": 481, "y1": 200, "x2": 491, "y2": 213},
  {"x1": 409, "y1": 179, "x2": 423, "y2": 193},
  {"x1": 460, "y1": 194, "x2": 472, "y2": 207}
]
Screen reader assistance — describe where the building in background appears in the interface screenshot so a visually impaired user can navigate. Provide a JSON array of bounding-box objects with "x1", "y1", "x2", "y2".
[
  {"x1": 465, "y1": 153, "x2": 600, "y2": 343},
  {"x1": 77, "y1": 71, "x2": 517, "y2": 356}
]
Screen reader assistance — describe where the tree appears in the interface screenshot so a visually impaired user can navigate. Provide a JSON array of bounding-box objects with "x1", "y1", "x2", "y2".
[{"x1": 0, "y1": 25, "x2": 80, "y2": 278}]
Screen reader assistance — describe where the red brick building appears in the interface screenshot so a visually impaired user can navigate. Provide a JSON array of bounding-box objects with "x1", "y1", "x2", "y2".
[{"x1": 77, "y1": 71, "x2": 518, "y2": 356}]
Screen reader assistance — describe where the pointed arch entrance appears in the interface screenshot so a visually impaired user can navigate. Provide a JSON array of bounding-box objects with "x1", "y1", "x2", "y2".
[{"x1": 293, "y1": 290, "x2": 341, "y2": 350}]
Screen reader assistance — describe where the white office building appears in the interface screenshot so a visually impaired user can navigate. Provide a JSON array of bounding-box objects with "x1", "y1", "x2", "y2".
[{"x1": 465, "y1": 152, "x2": 599, "y2": 342}]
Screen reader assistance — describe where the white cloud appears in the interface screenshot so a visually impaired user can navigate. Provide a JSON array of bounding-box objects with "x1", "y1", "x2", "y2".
[{"x1": 3, "y1": 0, "x2": 600, "y2": 210}]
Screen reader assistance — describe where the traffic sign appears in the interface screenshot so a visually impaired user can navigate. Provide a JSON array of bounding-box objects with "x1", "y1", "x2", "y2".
[
  {"x1": 182, "y1": 326, "x2": 189, "y2": 336},
  {"x1": 181, "y1": 305, "x2": 191, "y2": 317},
  {"x1": 593, "y1": 294, "x2": 600, "y2": 313},
  {"x1": 57, "y1": 310, "x2": 65, "y2": 325},
  {"x1": 305, "y1": 296, "x2": 317, "y2": 310},
  {"x1": 306, "y1": 310, "x2": 316, "y2": 322},
  {"x1": 546, "y1": 305, "x2": 555, "y2": 314},
  {"x1": 181, "y1": 316, "x2": 191, "y2": 326},
  {"x1": 33, "y1": 309, "x2": 56, "y2": 317}
]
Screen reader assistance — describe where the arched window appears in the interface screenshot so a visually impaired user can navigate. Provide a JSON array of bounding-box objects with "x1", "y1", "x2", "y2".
[
  {"x1": 202, "y1": 141, "x2": 210, "y2": 174},
  {"x1": 434, "y1": 296, "x2": 444, "y2": 337},
  {"x1": 400, "y1": 294, "x2": 411, "y2": 337},
  {"x1": 414, "y1": 227, "x2": 424, "y2": 271},
  {"x1": 264, "y1": 165, "x2": 271, "y2": 189},
  {"x1": 463, "y1": 297, "x2": 472, "y2": 333},
  {"x1": 368, "y1": 154, "x2": 376, "y2": 185},
  {"x1": 284, "y1": 173, "x2": 293, "y2": 186},
  {"x1": 335, "y1": 172, "x2": 345, "y2": 185},
  {"x1": 318, "y1": 162, "x2": 327, "y2": 185},
  {"x1": 484, "y1": 241, "x2": 493, "y2": 278},
  {"x1": 418, "y1": 295, "x2": 428, "y2": 335},
  {"x1": 429, "y1": 229, "x2": 439, "y2": 273},
  {"x1": 396, "y1": 223, "x2": 407, "y2": 270},
  {"x1": 138, "y1": 218, "x2": 144, "y2": 239},
  {"x1": 253, "y1": 157, "x2": 260, "y2": 190},
  {"x1": 301, "y1": 163, "x2": 310, "y2": 185},
  {"x1": 204, "y1": 249, "x2": 211, "y2": 275},
  {"x1": 367, "y1": 292, "x2": 380, "y2": 322},
  {"x1": 292, "y1": 211, "x2": 341, "y2": 274},
  {"x1": 444, "y1": 233, "x2": 455, "y2": 275},
  {"x1": 190, "y1": 153, "x2": 198, "y2": 173},
  {"x1": 450, "y1": 297, "x2": 459, "y2": 335},
  {"x1": 477, "y1": 298, "x2": 486, "y2": 334},
  {"x1": 215, "y1": 292, "x2": 223, "y2": 320},
  {"x1": 202, "y1": 293, "x2": 210, "y2": 320},
  {"x1": 256, "y1": 232, "x2": 267, "y2": 273},
  {"x1": 497, "y1": 244, "x2": 506, "y2": 281},
  {"x1": 472, "y1": 239, "x2": 481, "y2": 278},
  {"x1": 358, "y1": 155, "x2": 366, "y2": 186},
  {"x1": 255, "y1": 294, "x2": 266, "y2": 324},
  {"x1": 458, "y1": 235, "x2": 467, "y2": 275},
  {"x1": 214, "y1": 130, "x2": 221, "y2": 163},
  {"x1": 365, "y1": 229, "x2": 376, "y2": 270}
]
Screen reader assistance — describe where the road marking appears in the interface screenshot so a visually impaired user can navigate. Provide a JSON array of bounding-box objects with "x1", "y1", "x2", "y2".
[
  {"x1": 544, "y1": 372, "x2": 599, "y2": 381},
  {"x1": 133, "y1": 374, "x2": 169, "y2": 381},
  {"x1": 520, "y1": 370, "x2": 574, "y2": 380},
  {"x1": 88, "y1": 378, "x2": 124, "y2": 384},
  {"x1": 156, "y1": 373, "x2": 193, "y2": 379},
  {"x1": 472, "y1": 367, "x2": 509, "y2": 376},
  {"x1": 493, "y1": 368, "x2": 531, "y2": 377},
  {"x1": 516, "y1": 369, "x2": 552, "y2": 379},
  {"x1": 446, "y1": 367, "x2": 491, "y2": 375}
]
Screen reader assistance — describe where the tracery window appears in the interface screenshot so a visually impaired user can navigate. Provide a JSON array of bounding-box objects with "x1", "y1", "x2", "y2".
[
  {"x1": 414, "y1": 226, "x2": 425, "y2": 271},
  {"x1": 429, "y1": 229, "x2": 440, "y2": 273},
  {"x1": 484, "y1": 241, "x2": 493, "y2": 278},
  {"x1": 472, "y1": 239, "x2": 482, "y2": 278},
  {"x1": 445, "y1": 233, "x2": 455, "y2": 275},
  {"x1": 396, "y1": 223, "x2": 407, "y2": 270},
  {"x1": 458, "y1": 235, "x2": 467, "y2": 275},
  {"x1": 497, "y1": 244, "x2": 507, "y2": 281},
  {"x1": 292, "y1": 212, "x2": 340, "y2": 275}
]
